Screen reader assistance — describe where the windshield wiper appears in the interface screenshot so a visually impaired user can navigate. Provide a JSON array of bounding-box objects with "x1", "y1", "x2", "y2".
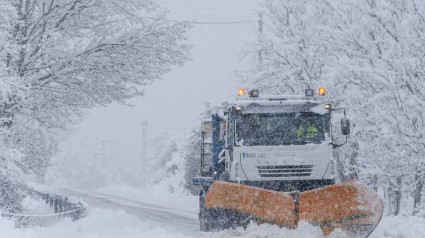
[{"x1": 291, "y1": 142, "x2": 309, "y2": 145}]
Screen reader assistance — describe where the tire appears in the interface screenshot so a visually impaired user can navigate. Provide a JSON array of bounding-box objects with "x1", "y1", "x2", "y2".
[
  {"x1": 199, "y1": 191, "x2": 210, "y2": 232},
  {"x1": 199, "y1": 190, "x2": 240, "y2": 232}
]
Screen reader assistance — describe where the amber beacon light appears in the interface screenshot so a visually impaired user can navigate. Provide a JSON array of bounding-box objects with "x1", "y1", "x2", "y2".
[
  {"x1": 318, "y1": 87, "x2": 326, "y2": 96},
  {"x1": 238, "y1": 88, "x2": 244, "y2": 96}
]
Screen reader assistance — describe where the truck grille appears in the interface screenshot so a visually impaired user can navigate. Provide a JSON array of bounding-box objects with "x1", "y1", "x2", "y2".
[{"x1": 257, "y1": 165, "x2": 313, "y2": 178}]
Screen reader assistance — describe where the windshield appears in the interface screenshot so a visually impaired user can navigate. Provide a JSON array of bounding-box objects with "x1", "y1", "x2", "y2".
[{"x1": 235, "y1": 113, "x2": 329, "y2": 146}]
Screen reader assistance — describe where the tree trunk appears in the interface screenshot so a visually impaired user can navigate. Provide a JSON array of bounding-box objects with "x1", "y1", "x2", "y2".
[
  {"x1": 372, "y1": 174, "x2": 378, "y2": 192},
  {"x1": 385, "y1": 178, "x2": 393, "y2": 215},
  {"x1": 394, "y1": 176, "x2": 402, "y2": 215},
  {"x1": 413, "y1": 174, "x2": 423, "y2": 215}
]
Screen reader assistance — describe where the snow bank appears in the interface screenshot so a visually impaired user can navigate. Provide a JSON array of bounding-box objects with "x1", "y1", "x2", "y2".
[
  {"x1": 19, "y1": 209, "x2": 190, "y2": 238},
  {"x1": 210, "y1": 215, "x2": 425, "y2": 238},
  {"x1": 370, "y1": 215, "x2": 425, "y2": 238},
  {"x1": 208, "y1": 221, "x2": 347, "y2": 238},
  {"x1": 0, "y1": 217, "x2": 37, "y2": 238},
  {"x1": 34, "y1": 209, "x2": 187, "y2": 238}
]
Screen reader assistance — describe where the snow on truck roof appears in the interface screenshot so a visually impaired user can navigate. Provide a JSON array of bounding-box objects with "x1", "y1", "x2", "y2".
[
  {"x1": 235, "y1": 95, "x2": 320, "y2": 104},
  {"x1": 231, "y1": 93, "x2": 327, "y2": 106},
  {"x1": 229, "y1": 93, "x2": 330, "y2": 115}
]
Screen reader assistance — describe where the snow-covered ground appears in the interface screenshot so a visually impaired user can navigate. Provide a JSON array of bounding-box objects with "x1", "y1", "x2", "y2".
[
  {"x1": 14, "y1": 130, "x2": 419, "y2": 238},
  {"x1": 4, "y1": 182, "x2": 425, "y2": 238}
]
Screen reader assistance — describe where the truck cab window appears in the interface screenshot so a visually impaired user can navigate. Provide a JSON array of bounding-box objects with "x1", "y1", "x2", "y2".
[{"x1": 235, "y1": 112, "x2": 328, "y2": 146}]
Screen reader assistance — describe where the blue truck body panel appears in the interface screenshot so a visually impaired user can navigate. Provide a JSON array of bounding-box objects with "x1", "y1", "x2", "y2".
[{"x1": 211, "y1": 114, "x2": 225, "y2": 180}]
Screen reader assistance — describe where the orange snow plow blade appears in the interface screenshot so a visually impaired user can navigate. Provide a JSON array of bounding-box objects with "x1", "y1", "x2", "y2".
[
  {"x1": 298, "y1": 179, "x2": 384, "y2": 236},
  {"x1": 205, "y1": 180, "x2": 383, "y2": 237},
  {"x1": 205, "y1": 180, "x2": 297, "y2": 227}
]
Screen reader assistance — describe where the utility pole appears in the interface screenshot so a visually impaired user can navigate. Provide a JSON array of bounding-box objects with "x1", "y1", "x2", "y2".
[
  {"x1": 140, "y1": 120, "x2": 149, "y2": 177},
  {"x1": 258, "y1": 12, "x2": 263, "y2": 64},
  {"x1": 258, "y1": 12, "x2": 263, "y2": 34}
]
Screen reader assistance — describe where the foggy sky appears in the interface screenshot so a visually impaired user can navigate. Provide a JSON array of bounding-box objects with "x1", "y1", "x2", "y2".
[{"x1": 59, "y1": 0, "x2": 262, "y2": 159}]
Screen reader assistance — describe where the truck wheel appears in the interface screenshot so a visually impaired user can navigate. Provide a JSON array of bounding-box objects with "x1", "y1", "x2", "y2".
[
  {"x1": 199, "y1": 190, "x2": 233, "y2": 232},
  {"x1": 199, "y1": 191, "x2": 210, "y2": 232}
]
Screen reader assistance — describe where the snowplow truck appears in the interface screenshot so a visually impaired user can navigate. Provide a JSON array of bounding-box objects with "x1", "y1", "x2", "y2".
[{"x1": 193, "y1": 88, "x2": 383, "y2": 237}]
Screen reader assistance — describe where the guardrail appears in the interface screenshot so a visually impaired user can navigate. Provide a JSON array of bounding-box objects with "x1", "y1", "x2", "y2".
[{"x1": 1, "y1": 189, "x2": 87, "y2": 226}]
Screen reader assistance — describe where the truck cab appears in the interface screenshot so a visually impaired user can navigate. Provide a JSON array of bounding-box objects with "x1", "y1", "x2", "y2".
[{"x1": 195, "y1": 88, "x2": 350, "y2": 192}]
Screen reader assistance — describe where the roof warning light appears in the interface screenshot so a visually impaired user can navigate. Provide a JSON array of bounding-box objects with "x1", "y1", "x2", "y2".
[
  {"x1": 238, "y1": 88, "x2": 244, "y2": 96},
  {"x1": 318, "y1": 87, "x2": 326, "y2": 96}
]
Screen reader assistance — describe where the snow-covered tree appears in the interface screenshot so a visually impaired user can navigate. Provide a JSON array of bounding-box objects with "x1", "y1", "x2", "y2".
[
  {"x1": 0, "y1": 0, "x2": 190, "y2": 210},
  {"x1": 320, "y1": 0, "x2": 425, "y2": 215},
  {"x1": 239, "y1": 0, "x2": 329, "y2": 94},
  {"x1": 183, "y1": 129, "x2": 201, "y2": 195},
  {"x1": 242, "y1": 0, "x2": 425, "y2": 215}
]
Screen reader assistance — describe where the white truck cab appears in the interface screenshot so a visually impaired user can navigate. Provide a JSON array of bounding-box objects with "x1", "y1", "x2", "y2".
[{"x1": 195, "y1": 88, "x2": 350, "y2": 192}]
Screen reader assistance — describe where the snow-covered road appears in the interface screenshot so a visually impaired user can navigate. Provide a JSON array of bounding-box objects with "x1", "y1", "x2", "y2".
[{"x1": 60, "y1": 188, "x2": 199, "y2": 236}]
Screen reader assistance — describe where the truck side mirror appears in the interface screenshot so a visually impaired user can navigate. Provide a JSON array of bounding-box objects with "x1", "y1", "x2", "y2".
[{"x1": 341, "y1": 119, "x2": 350, "y2": 135}]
